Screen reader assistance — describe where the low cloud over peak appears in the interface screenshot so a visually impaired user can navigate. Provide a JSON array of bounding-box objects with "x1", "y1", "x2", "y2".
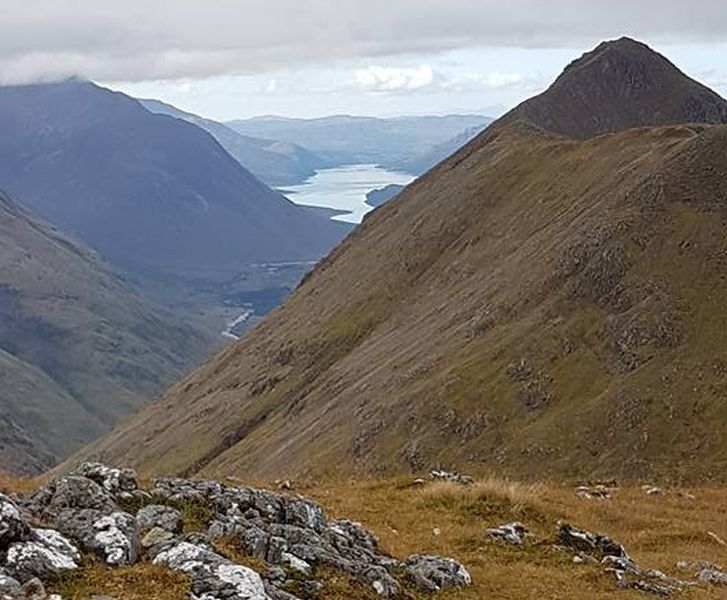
[{"x1": 1, "y1": 0, "x2": 726, "y2": 84}]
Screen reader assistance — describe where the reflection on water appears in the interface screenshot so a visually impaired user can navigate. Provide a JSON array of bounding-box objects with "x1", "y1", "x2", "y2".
[{"x1": 283, "y1": 164, "x2": 415, "y2": 223}]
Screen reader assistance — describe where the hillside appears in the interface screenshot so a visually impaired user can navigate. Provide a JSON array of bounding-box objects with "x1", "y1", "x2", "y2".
[
  {"x1": 0, "y1": 192, "x2": 212, "y2": 475},
  {"x1": 76, "y1": 38, "x2": 727, "y2": 483},
  {"x1": 0, "y1": 80, "x2": 349, "y2": 279},
  {"x1": 227, "y1": 114, "x2": 491, "y2": 174},
  {"x1": 140, "y1": 99, "x2": 329, "y2": 186}
]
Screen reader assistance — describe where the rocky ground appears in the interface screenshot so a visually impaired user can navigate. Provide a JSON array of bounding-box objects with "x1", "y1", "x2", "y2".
[
  {"x1": 0, "y1": 464, "x2": 470, "y2": 599},
  {"x1": 1, "y1": 466, "x2": 726, "y2": 599}
]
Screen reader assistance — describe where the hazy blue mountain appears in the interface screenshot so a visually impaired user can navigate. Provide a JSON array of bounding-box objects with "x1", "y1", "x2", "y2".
[
  {"x1": 141, "y1": 99, "x2": 329, "y2": 186},
  {"x1": 0, "y1": 81, "x2": 349, "y2": 280},
  {"x1": 226, "y1": 114, "x2": 492, "y2": 174},
  {"x1": 365, "y1": 184, "x2": 406, "y2": 208},
  {"x1": 398, "y1": 121, "x2": 494, "y2": 174}
]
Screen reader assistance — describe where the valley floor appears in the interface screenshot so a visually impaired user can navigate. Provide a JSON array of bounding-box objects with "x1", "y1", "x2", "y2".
[{"x1": 1, "y1": 474, "x2": 725, "y2": 599}]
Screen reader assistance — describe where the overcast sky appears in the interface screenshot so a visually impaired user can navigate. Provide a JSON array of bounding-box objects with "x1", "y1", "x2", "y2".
[{"x1": 1, "y1": 0, "x2": 726, "y2": 120}]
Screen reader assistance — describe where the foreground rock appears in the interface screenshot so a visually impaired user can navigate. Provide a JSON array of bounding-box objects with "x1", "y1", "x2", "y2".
[
  {"x1": 0, "y1": 463, "x2": 472, "y2": 599},
  {"x1": 558, "y1": 523, "x2": 688, "y2": 596}
]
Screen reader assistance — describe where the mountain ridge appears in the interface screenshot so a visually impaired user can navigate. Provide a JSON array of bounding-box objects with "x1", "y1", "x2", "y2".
[{"x1": 71, "y1": 39, "x2": 727, "y2": 483}]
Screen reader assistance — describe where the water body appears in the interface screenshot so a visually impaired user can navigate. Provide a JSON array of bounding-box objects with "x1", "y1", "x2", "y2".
[{"x1": 283, "y1": 164, "x2": 415, "y2": 223}]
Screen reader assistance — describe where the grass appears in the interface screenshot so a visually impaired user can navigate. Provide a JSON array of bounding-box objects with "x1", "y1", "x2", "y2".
[
  {"x1": 49, "y1": 561, "x2": 190, "y2": 600},
  {"x1": 8, "y1": 473, "x2": 727, "y2": 599}
]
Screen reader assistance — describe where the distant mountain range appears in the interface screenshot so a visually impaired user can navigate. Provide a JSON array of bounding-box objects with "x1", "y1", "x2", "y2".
[
  {"x1": 77, "y1": 37, "x2": 727, "y2": 483},
  {"x1": 140, "y1": 99, "x2": 330, "y2": 187},
  {"x1": 0, "y1": 192, "x2": 213, "y2": 475},
  {"x1": 227, "y1": 114, "x2": 493, "y2": 175},
  {"x1": 0, "y1": 81, "x2": 349, "y2": 280}
]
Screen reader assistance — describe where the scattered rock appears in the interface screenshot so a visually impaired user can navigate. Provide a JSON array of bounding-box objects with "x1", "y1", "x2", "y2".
[
  {"x1": 559, "y1": 523, "x2": 688, "y2": 596},
  {"x1": 2, "y1": 464, "x2": 471, "y2": 599},
  {"x1": 576, "y1": 484, "x2": 614, "y2": 500},
  {"x1": 23, "y1": 476, "x2": 115, "y2": 522},
  {"x1": 404, "y1": 555, "x2": 472, "y2": 592},
  {"x1": 556, "y1": 523, "x2": 627, "y2": 559},
  {"x1": 641, "y1": 485, "x2": 663, "y2": 496},
  {"x1": 486, "y1": 522, "x2": 531, "y2": 546},
  {"x1": 153, "y1": 541, "x2": 268, "y2": 600},
  {"x1": 429, "y1": 470, "x2": 474, "y2": 486},
  {"x1": 5, "y1": 528, "x2": 80, "y2": 582},
  {"x1": 57, "y1": 510, "x2": 139, "y2": 566},
  {"x1": 697, "y1": 565, "x2": 727, "y2": 585},
  {"x1": 71, "y1": 463, "x2": 137, "y2": 497},
  {"x1": 136, "y1": 505, "x2": 182, "y2": 534},
  {"x1": 141, "y1": 527, "x2": 175, "y2": 550}
]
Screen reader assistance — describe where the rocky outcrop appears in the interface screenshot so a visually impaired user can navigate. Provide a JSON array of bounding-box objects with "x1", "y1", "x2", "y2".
[{"x1": 0, "y1": 463, "x2": 472, "y2": 599}]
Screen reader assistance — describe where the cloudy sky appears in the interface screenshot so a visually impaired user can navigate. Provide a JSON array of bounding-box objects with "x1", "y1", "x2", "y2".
[{"x1": 1, "y1": 0, "x2": 726, "y2": 120}]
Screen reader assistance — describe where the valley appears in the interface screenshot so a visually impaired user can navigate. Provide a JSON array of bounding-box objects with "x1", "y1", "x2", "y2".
[{"x1": 1, "y1": 4, "x2": 727, "y2": 597}]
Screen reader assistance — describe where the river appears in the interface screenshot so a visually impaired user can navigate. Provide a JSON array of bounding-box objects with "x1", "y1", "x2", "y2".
[{"x1": 282, "y1": 164, "x2": 415, "y2": 223}]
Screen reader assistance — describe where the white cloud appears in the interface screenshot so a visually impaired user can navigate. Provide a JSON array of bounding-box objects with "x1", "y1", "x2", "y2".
[
  {"x1": 355, "y1": 66, "x2": 435, "y2": 92},
  {"x1": 0, "y1": 0, "x2": 726, "y2": 84}
]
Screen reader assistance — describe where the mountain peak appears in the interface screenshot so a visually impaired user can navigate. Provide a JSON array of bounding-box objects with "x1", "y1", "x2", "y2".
[{"x1": 497, "y1": 37, "x2": 727, "y2": 139}]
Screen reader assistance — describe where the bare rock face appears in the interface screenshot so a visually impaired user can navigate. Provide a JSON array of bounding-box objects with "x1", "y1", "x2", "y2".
[{"x1": 57, "y1": 510, "x2": 139, "y2": 567}]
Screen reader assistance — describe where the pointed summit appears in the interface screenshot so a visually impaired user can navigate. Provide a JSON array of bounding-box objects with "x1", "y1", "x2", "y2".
[{"x1": 497, "y1": 37, "x2": 727, "y2": 139}]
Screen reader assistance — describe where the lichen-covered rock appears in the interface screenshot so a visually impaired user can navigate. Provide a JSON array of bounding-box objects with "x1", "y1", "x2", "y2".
[
  {"x1": 136, "y1": 505, "x2": 182, "y2": 534},
  {"x1": 23, "y1": 476, "x2": 115, "y2": 522},
  {"x1": 0, "y1": 572, "x2": 21, "y2": 596},
  {"x1": 429, "y1": 470, "x2": 474, "y2": 486},
  {"x1": 153, "y1": 541, "x2": 269, "y2": 600},
  {"x1": 404, "y1": 555, "x2": 472, "y2": 592},
  {"x1": 1, "y1": 494, "x2": 29, "y2": 549},
  {"x1": 556, "y1": 522, "x2": 628, "y2": 559},
  {"x1": 57, "y1": 510, "x2": 139, "y2": 566},
  {"x1": 5, "y1": 528, "x2": 79, "y2": 582},
  {"x1": 71, "y1": 463, "x2": 137, "y2": 497},
  {"x1": 698, "y1": 565, "x2": 727, "y2": 585},
  {"x1": 486, "y1": 522, "x2": 530, "y2": 546}
]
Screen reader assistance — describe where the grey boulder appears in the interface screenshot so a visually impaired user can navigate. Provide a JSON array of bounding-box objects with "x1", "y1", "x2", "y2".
[{"x1": 404, "y1": 555, "x2": 472, "y2": 592}]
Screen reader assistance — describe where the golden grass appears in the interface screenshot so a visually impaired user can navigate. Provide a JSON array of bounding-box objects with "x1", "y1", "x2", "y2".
[
  {"x1": 299, "y1": 477, "x2": 727, "y2": 600},
  {"x1": 0, "y1": 471, "x2": 35, "y2": 494},
  {"x1": 49, "y1": 562, "x2": 190, "y2": 600}
]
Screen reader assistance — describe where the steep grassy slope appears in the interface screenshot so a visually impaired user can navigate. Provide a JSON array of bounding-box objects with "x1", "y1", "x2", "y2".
[
  {"x1": 75, "y1": 39, "x2": 727, "y2": 483},
  {"x1": 0, "y1": 193, "x2": 213, "y2": 474}
]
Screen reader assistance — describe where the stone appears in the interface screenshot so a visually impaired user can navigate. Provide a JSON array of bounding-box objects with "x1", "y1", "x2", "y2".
[
  {"x1": 404, "y1": 555, "x2": 472, "y2": 592},
  {"x1": 18, "y1": 578, "x2": 47, "y2": 600},
  {"x1": 0, "y1": 494, "x2": 29, "y2": 549},
  {"x1": 71, "y1": 463, "x2": 138, "y2": 496},
  {"x1": 641, "y1": 485, "x2": 663, "y2": 496},
  {"x1": 136, "y1": 505, "x2": 183, "y2": 534},
  {"x1": 5, "y1": 528, "x2": 79, "y2": 582},
  {"x1": 486, "y1": 522, "x2": 530, "y2": 546},
  {"x1": 153, "y1": 541, "x2": 269, "y2": 600},
  {"x1": 57, "y1": 510, "x2": 139, "y2": 566},
  {"x1": 429, "y1": 470, "x2": 474, "y2": 486},
  {"x1": 556, "y1": 523, "x2": 628, "y2": 559},
  {"x1": 23, "y1": 476, "x2": 115, "y2": 522},
  {"x1": 0, "y1": 573, "x2": 21, "y2": 595},
  {"x1": 698, "y1": 566, "x2": 727, "y2": 585},
  {"x1": 141, "y1": 527, "x2": 175, "y2": 550},
  {"x1": 576, "y1": 485, "x2": 614, "y2": 500}
]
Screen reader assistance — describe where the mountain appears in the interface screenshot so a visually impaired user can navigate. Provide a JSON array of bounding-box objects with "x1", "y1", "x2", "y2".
[
  {"x1": 0, "y1": 192, "x2": 213, "y2": 475},
  {"x1": 140, "y1": 99, "x2": 329, "y2": 186},
  {"x1": 496, "y1": 37, "x2": 727, "y2": 138},
  {"x1": 227, "y1": 114, "x2": 492, "y2": 174},
  {"x1": 76, "y1": 38, "x2": 727, "y2": 483},
  {"x1": 398, "y1": 122, "x2": 493, "y2": 174},
  {"x1": 0, "y1": 80, "x2": 349, "y2": 279},
  {"x1": 364, "y1": 184, "x2": 406, "y2": 208}
]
